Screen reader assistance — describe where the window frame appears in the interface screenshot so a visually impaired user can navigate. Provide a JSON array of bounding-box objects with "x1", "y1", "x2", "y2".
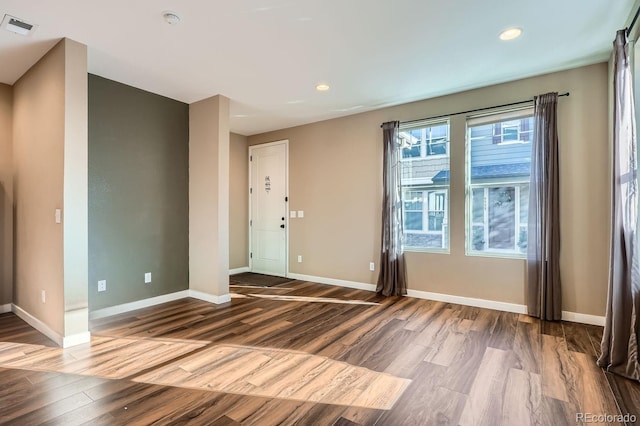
[{"x1": 465, "y1": 108, "x2": 533, "y2": 259}]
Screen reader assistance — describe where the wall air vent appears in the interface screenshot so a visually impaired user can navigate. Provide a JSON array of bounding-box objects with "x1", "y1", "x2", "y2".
[{"x1": 1, "y1": 14, "x2": 37, "y2": 36}]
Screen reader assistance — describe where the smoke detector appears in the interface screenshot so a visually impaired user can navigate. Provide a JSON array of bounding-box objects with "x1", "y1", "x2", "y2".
[{"x1": 1, "y1": 14, "x2": 37, "y2": 36}]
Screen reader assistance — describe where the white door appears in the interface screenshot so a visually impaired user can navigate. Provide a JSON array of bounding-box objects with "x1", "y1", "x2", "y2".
[{"x1": 249, "y1": 141, "x2": 288, "y2": 276}]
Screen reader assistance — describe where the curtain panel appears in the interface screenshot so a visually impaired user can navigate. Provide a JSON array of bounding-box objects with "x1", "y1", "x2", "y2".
[
  {"x1": 598, "y1": 29, "x2": 640, "y2": 380},
  {"x1": 377, "y1": 121, "x2": 407, "y2": 296},
  {"x1": 527, "y1": 92, "x2": 562, "y2": 320}
]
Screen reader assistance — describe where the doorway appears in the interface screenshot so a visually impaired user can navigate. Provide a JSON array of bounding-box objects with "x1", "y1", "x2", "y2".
[{"x1": 249, "y1": 140, "x2": 288, "y2": 277}]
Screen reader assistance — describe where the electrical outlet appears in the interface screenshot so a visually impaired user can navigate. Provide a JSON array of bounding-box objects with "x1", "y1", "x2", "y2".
[
  {"x1": 145, "y1": 272, "x2": 152, "y2": 284},
  {"x1": 98, "y1": 280, "x2": 106, "y2": 292},
  {"x1": 41, "y1": 290, "x2": 46, "y2": 303},
  {"x1": 369, "y1": 262, "x2": 375, "y2": 271},
  {"x1": 297, "y1": 255, "x2": 302, "y2": 263}
]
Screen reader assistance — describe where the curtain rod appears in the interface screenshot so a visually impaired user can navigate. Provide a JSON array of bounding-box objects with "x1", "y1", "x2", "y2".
[
  {"x1": 628, "y1": 6, "x2": 640, "y2": 37},
  {"x1": 393, "y1": 92, "x2": 570, "y2": 127}
]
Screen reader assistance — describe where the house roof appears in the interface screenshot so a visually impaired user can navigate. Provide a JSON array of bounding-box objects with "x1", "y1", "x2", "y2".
[{"x1": 431, "y1": 162, "x2": 531, "y2": 183}]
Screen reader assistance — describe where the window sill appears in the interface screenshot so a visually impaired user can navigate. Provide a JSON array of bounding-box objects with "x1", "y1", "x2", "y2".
[
  {"x1": 404, "y1": 248, "x2": 450, "y2": 255},
  {"x1": 465, "y1": 250, "x2": 526, "y2": 260}
]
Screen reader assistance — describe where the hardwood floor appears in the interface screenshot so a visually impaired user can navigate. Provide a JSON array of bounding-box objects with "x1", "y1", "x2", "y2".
[{"x1": 0, "y1": 279, "x2": 637, "y2": 425}]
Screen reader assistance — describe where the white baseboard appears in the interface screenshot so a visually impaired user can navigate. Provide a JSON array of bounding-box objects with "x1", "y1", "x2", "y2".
[
  {"x1": 561, "y1": 311, "x2": 605, "y2": 326},
  {"x1": 0, "y1": 303, "x2": 11, "y2": 314},
  {"x1": 407, "y1": 289, "x2": 528, "y2": 314},
  {"x1": 288, "y1": 273, "x2": 377, "y2": 292},
  {"x1": 89, "y1": 290, "x2": 190, "y2": 320},
  {"x1": 89, "y1": 289, "x2": 231, "y2": 321},
  {"x1": 229, "y1": 267, "x2": 250, "y2": 275},
  {"x1": 62, "y1": 332, "x2": 91, "y2": 348},
  {"x1": 189, "y1": 290, "x2": 231, "y2": 304},
  {"x1": 12, "y1": 304, "x2": 64, "y2": 347},
  {"x1": 287, "y1": 273, "x2": 605, "y2": 326}
]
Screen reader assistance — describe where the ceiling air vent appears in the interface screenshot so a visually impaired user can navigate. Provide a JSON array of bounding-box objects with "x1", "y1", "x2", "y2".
[{"x1": 1, "y1": 14, "x2": 37, "y2": 36}]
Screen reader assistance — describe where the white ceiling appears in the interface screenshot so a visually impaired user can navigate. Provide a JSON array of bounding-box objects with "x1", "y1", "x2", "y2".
[{"x1": 0, "y1": 1, "x2": 635, "y2": 135}]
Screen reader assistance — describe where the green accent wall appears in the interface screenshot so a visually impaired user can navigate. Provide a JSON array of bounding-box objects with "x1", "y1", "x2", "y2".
[{"x1": 88, "y1": 74, "x2": 189, "y2": 310}]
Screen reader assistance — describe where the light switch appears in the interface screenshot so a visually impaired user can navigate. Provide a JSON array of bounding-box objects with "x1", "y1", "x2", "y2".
[
  {"x1": 297, "y1": 210, "x2": 304, "y2": 218},
  {"x1": 290, "y1": 211, "x2": 297, "y2": 218},
  {"x1": 145, "y1": 272, "x2": 152, "y2": 284},
  {"x1": 55, "y1": 209, "x2": 61, "y2": 224}
]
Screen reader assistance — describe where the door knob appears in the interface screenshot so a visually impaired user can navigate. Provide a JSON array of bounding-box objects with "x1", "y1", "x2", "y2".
[
  {"x1": 282, "y1": 217, "x2": 285, "y2": 221},
  {"x1": 280, "y1": 224, "x2": 285, "y2": 229}
]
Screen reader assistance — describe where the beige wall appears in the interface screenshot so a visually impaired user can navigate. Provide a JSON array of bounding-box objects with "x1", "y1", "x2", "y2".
[
  {"x1": 189, "y1": 95, "x2": 230, "y2": 297},
  {"x1": 248, "y1": 63, "x2": 609, "y2": 317},
  {"x1": 13, "y1": 41, "x2": 66, "y2": 332},
  {"x1": 13, "y1": 39, "x2": 89, "y2": 338},
  {"x1": 229, "y1": 132, "x2": 248, "y2": 270},
  {"x1": 0, "y1": 84, "x2": 12, "y2": 306}
]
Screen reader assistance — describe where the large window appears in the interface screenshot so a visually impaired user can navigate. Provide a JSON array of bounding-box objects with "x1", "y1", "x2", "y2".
[
  {"x1": 466, "y1": 112, "x2": 533, "y2": 257},
  {"x1": 400, "y1": 120, "x2": 450, "y2": 252}
]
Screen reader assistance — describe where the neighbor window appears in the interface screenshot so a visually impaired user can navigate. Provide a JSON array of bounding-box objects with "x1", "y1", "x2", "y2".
[
  {"x1": 400, "y1": 120, "x2": 450, "y2": 252},
  {"x1": 466, "y1": 111, "x2": 533, "y2": 257}
]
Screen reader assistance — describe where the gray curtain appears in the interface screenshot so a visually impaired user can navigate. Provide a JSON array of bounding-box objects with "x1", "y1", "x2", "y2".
[
  {"x1": 598, "y1": 30, "x2": 640, "y2": 380},
  {"x1": 377, "y1": 121, "x2": 407, "y2": 296},
  {"x1": 527, "y1": 92, "x2": 562, "y2": 320}
]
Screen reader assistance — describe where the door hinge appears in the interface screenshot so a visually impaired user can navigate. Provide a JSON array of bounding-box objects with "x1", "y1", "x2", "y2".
[
  {"x1": 250, "y1": 252, "x2": 253, "y2": 259},
  {"x1": 250, "y1": 187, "x2": 252, "y2": 194},
  {"x1": 250, "y1": 155, "x2": 252, "y2": 161},
  {"x1": 250, "y1": 220, "x2": 252, "y2": 226},
  {"x1": 285, "y1": 196, "x2": 288, "y2": 202}
]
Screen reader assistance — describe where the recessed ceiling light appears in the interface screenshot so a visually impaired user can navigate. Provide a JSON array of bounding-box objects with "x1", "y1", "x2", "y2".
[
  {"x1": 316, "y1": 83, "x2": 330, "y2": 92},
  {"x1": 499, "y1": 27, "x2": 522, "y2": 41},
  {"x1": 162, "y1": 11, "x2": 181, "y2": 25}
]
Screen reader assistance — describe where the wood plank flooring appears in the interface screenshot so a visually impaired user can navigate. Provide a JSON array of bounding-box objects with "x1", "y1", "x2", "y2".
[{"x1": 0, "y1": 279, "x2": 636, "y2": 425}]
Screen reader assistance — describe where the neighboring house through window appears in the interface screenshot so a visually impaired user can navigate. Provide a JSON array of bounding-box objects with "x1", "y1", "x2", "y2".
[
  {"x1": 400, "y1": 120, "x2": 450, "y2": 252},
  {"x1": 467, "y1": 110, "x2": 533, "y2": 257}
]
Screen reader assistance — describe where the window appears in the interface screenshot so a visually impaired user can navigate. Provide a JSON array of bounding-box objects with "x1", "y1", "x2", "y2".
[
  {"x1": 467, "y1": 112, "x2": 533, "y2": 257},
  {"x1": 400, "y1": 120, "x2": 450, "y2": 252},
  {"x1": 492, "y1": 119, "x2": 532, "y2": 145},
  {"x1": 400, "y1": 123, "x2": 449, "y2": 158}
]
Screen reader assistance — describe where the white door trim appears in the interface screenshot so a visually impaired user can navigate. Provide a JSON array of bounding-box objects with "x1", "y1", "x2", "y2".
[{"x1": 248, "y1": 140, "x2": 289, "y2": 277}]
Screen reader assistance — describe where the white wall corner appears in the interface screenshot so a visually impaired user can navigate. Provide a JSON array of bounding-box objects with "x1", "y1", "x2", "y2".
[
  {"x1": 229, "y1": 267, "x2": 250, "y2": 275},
  {"x1": 12, "y1": 304, "x2": 64, "y2": 347},
  {"x1": 0, "y1": 303, "x2": 11, "y2": 314},
  {"x1": 189, "y1": 289, "x2": 231, "y2": 304},
  {"x1": 89, "y1": 290, "x2": 190, "y2": 320}
]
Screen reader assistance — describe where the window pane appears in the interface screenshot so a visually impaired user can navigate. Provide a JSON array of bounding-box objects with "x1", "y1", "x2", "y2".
[
  {"x1": 519, "y1": 184, "x2": 529, "y2": 224},
  {"x1": 488, "y1": 187, "x2": 515, "y2": 249},
  {"x1": 400, "y1": 120, "x2": 450, "y2": 252},
  {"x1": 472, "y1": 188, "x2": 484, "y2": 224},
  {"x1": 400, "y1": 129, "x2": 421, "y2": 158},
  {"x1": 467, "y1": 114, "x2": 532, "y2": 256},
  {"x1": 405, "y1": 212, "x2": 423, "y2": 231},
  {"x1": 472, "y1": 225, "x2": 485, "y2": 251}
]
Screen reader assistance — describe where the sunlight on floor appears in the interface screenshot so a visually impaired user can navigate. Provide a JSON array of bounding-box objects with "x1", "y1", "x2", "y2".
[
  {"x1": 0, "y1": 337, "x2": 409, "y2": 410},
  {"x1": 134, "y1": 343, "x2": 410, "y2": 409},
  {"x1": 0, "y1": 336, "x2": 206, "y2": 379}
]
